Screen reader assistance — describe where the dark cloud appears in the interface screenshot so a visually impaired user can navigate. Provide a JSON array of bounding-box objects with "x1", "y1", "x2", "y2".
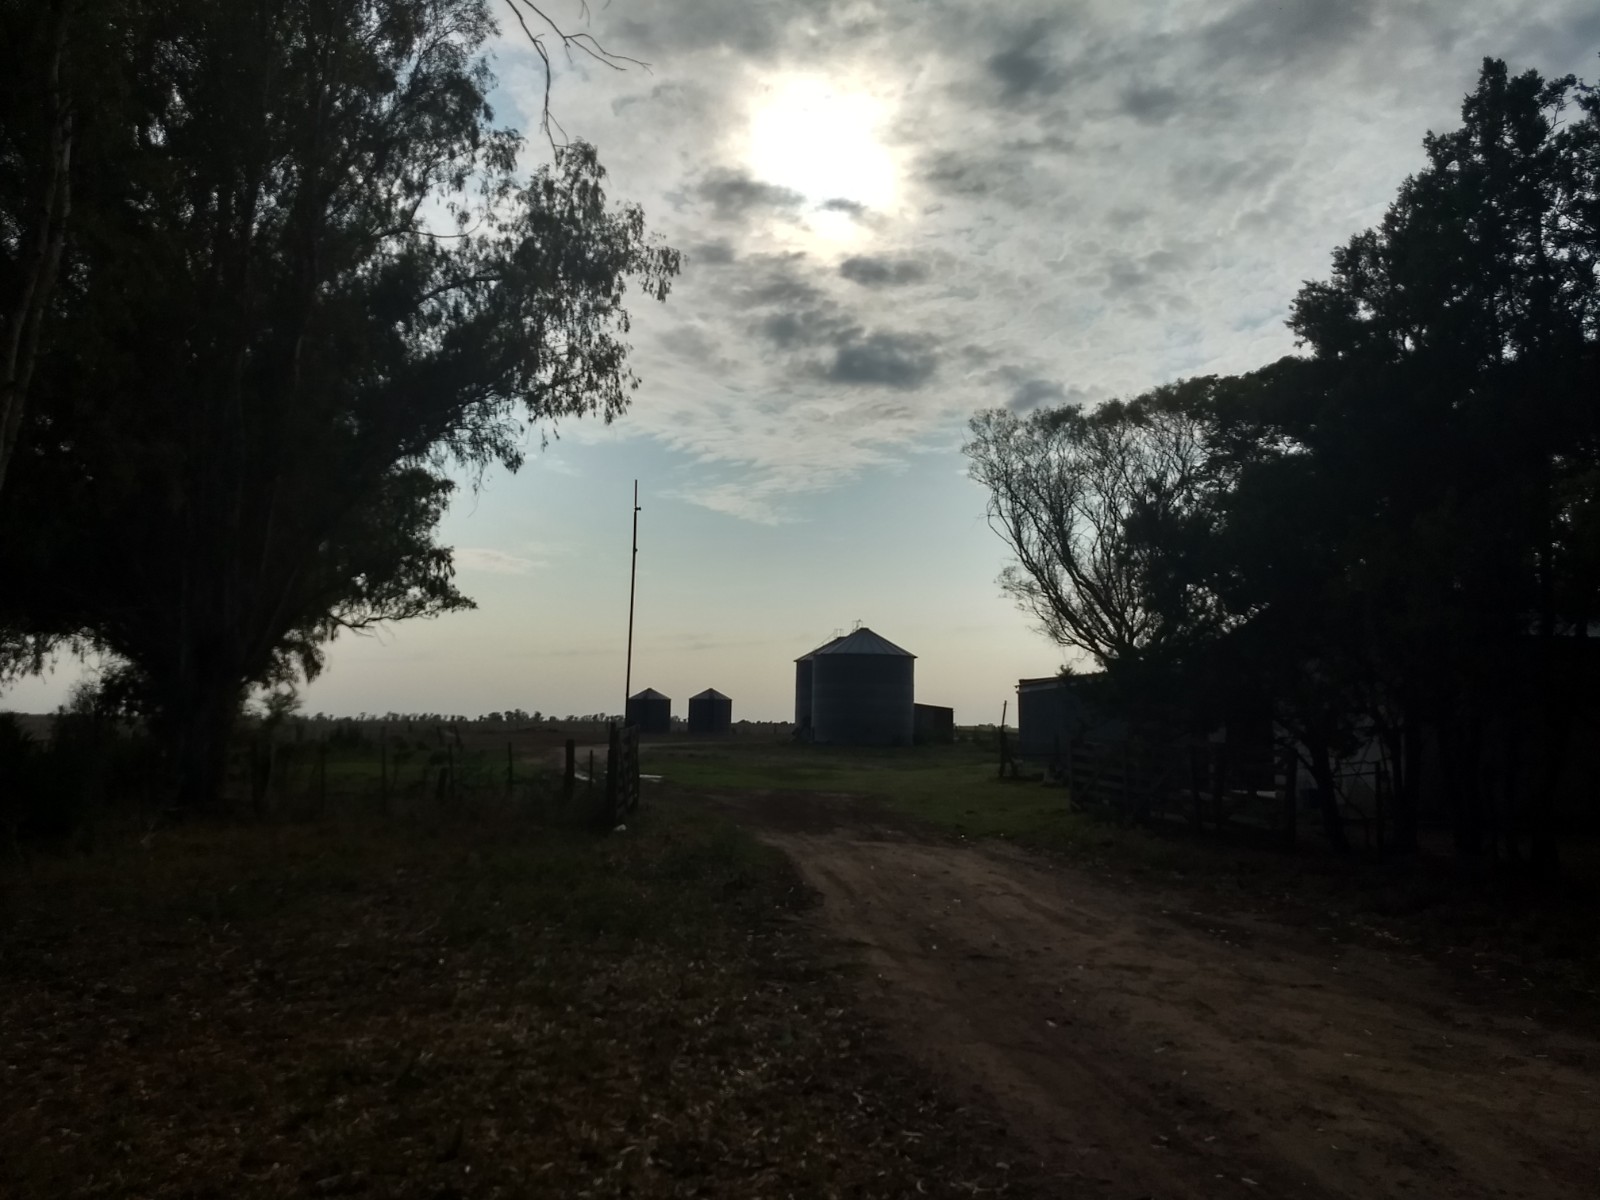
[
  {"x1": 819, "y1": 197, "x2": 868, "y2": 215},
  {"x1": 610, "y1": 82, "x2": 701, "y2": 118},
  {"x1": 1119, "y1": 84, "x2": 1183, "y2": 125},
  {"x1": 758, "y1": 306, "x2": 856, "y2": 350},
  {"x1": 694, "y1": 169, "x2": 804, "y2": 221},
  {"x1": 1202, "y1": 0, "x2": 1376, "y2": 71},
  {"x1": 689, "y1": 239, "x2": 736, "y2": 266},
  {"x1": 1008, "y1": 378, "x2": 1066, "y2": 412},
  {"x1": 736, "y1": 254, "x2": 826, "y2": 308},
  {"x1": 611, "y1": 0, "x2": 844, "y2": 59},
  {"x1": 1003, "y1": 133, "x2": 1077, "y2": 156},
  {"x1": 838, "y1": 255, "x2": 929, "y2": 288},
  {"x1": 824, "y1": 332, "x2": 938, "y2": 389},
  {"x1": 987, "y1": 22, "x2": 1068, "y2": 103},
  {"x1": 917, "y1": 149, "x2": 993, "y2": 197}
]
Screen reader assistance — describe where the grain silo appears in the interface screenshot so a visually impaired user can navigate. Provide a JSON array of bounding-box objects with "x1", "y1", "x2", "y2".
[
  {"x1": 687, "y1": 688, "x2": 733, "y2": 735},
  {"x1": 625, "y1": 688, "x2": 672, "y2": 734},
  {"x1": 793, "y1": 634, "x2": 844, "y2": 735},
  {"x1": 810, "y1": 627, "x2": 915, "y2": 746}
]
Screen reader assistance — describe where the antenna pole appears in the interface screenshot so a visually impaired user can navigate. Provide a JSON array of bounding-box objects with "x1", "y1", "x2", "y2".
[{"x1": 624, "y1": 480, "x2": 641, "y2": 720}]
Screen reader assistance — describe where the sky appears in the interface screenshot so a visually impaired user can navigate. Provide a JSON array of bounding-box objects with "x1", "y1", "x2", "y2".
[{"x1": 4, "y1": 0, "x2": 1598, "y2": 723}]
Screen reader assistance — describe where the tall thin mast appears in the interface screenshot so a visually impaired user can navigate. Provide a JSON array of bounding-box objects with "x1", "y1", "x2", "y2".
[{"x1": 624, "y1": 479, "x2": 640, "y2": 720}]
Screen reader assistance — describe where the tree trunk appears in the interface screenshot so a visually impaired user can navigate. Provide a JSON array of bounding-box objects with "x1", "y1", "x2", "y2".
[
  {"x1": 155, "y1": 654, "x2": 243, "y2": 815},
  {"x1": 1528, "y1": 703, "x2": 1569, "y2": 877},
  {"x1": 1306, "y1": 735, "x2": 1351, "y2": 854},
  {"x1": 0, "y1": 0, "x2": 73, "y2": 498},
  {"x1": 1443, "y1": 712, "x2": 1484, "y2": 859},
  {"x1": 1394, "y1": 715, "x2": 1422, "y2": 854}
]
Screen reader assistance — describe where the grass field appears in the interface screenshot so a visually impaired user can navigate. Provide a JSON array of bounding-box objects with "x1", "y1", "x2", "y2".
[
  {"x1": 642, "y1": 739, "x2": 1113, "y2": 847},
  {"x1": 0, "y1": 796, "x2": 1041, "y2": 1198}
]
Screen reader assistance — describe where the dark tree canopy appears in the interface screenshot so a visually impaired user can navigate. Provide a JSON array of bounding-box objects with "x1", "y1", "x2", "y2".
[
  {"x1": 970, "y1": 59, "x2": 1599, "y2": 867},
  {"x1": 0, "y1": 0, "x2": 679, "y2": 808}
]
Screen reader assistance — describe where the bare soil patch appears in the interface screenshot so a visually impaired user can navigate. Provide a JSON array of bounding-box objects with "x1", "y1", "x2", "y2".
[{"x1": 710, "y1": 788, "x2": 1600, "y2": 1199}]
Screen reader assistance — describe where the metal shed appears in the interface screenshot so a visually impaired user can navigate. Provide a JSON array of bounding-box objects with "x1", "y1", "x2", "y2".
[
  {"x1": 1015, "y1": 674, "x2": 1122, "y2": 760},
  {"x1": 793, "y1": 634, "x2": 844, "y2": 734},
  {"x1": 687, "y1": 688, "x2": 733, "y2": 735},
  {"x1": 913, "y1": 703, "x2": 955, "y2": 745},
  {"x1": 810, "y1": 627, "x2": 915, "y2": 746},
  {"x1": 625, "y1": 687, "x2": 672, "y2": 735}
]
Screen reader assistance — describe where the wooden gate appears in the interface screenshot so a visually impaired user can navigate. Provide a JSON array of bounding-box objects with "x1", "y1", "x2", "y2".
[{"x1": 605, "y1": 721, "x2": 641, "y2": 822}]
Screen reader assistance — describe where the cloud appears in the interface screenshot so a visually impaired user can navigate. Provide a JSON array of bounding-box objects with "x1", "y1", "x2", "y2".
[
  {"x1": 756, "y1": 305, "x2": 855, "y2": 349},
  {"x1": 824, "y1": 332, "x2": 938, "y2": 389},
  {"x1": 454, "y1": 548, "x2": 537, "y2": 576},
  {"x1": 838, "y1": 255, "x2": 929, "y2": 287},
  {"x1": 688, "y1": 239, "x2": 737, "y2": 266},
  {"x1": 1119, "y1": 84, "x2": 1184, "y2": 125},
  {"x1": 693, "y1": 168, "x2": 804, "y2": 221},
  {"x1": 1007, "y1": 378, "x2": 1066, "y2": 412},
  {"x1": 986, "y1": 21, "x2": 1069, "y2": 104},
  {"x1": 498, "y1": 0, "x2": 1600, "y2": 527},
  {"x1": 1201, "y1": 0, "x2": 1377, "y2": 72}
]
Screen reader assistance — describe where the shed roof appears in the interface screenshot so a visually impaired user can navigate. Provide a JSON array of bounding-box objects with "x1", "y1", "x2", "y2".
[
  {"x1": 629, "y1": 688, "x2": 670, "y2": 701},
  {"x1": 690, "y1": 688, "x2": 730, "y2": 701},
  {"x1": 812, "y1": 627, "x2": 914, "y2": 658}
]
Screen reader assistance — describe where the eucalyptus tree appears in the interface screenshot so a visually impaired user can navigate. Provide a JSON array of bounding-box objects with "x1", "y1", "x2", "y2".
[
  {"x1": 0, "y1": 0, "x2": 679, "y2": 809},
  {"x1": 965, "y1": 378, "x2": 1234, "y2": 674}
]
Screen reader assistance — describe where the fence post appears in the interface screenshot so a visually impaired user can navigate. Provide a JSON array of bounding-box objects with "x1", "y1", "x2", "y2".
[
  {"x1": 1281, "y1": 744, "x2": 1298, "y2": 849},
  {"x1": 605, "y1": 721, "x2": 621, "y2": 824},
  {"x1": 1190, "y1": 744, "x2": 1204, "y2": 829},
  {"x1": 1211, "y1": 744, "x2": 1228, "y2": 832},
  {"x1": 316, "y1": 741, "x2": 327, "y2": 816}
]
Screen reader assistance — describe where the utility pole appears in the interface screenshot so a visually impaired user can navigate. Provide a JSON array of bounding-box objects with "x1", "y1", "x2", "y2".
[{"x1": 624, "y1": 479, "x2": 640, "y2": 722}]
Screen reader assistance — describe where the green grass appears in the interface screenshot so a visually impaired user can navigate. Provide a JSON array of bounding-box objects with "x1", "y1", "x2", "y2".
[{"x1": 646, "y1": 740, "x2": 1125, "y2": 849}]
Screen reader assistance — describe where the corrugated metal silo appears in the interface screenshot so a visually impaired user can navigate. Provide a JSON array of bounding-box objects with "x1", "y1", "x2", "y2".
[
  {"x1": 687, "y1": 688, "x2": 733, "y2": 735},
  {"x1": 793, "y1": 634, "x2": 843, "y2": 733},
  {"x1": 625, "y1": 688, "x2": 672, "y2": 734},
  {"x1": 810, "y1": 627, "x2": 915, "y2": 746}
]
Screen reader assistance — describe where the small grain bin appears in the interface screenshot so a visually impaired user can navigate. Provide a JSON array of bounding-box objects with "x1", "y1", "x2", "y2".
[
  {"x1": 793, "y1": 634, "x2": 844, "y2": 734},
  {"x1": 810, "y1": 627, "x2": 915, "y2": 746},
  {"x1": 625, "y1": 687, "x2": 671, "y2": 734},
  {"x1": 687, "y1": 688, "x2": 733, "y2": 735}
]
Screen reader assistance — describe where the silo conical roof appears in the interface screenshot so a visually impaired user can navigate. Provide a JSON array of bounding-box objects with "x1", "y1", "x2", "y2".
[
  {"x1": 629, "y1": 687, "x2": 671, "y2": 700},
  {"x1": 690, "y1": 688, "x2": 731, "y2": 701},
  {"x1": 795, "y1": 634, "x2": 845, "y2": 662},
  {"x1": 811, "y1": 627, "x2": 914, "y2": 658}
]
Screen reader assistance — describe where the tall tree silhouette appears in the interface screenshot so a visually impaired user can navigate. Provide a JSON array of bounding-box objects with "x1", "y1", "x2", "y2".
[{"x1": 0, "y1": 0, "x2": 679, "y2": 809}]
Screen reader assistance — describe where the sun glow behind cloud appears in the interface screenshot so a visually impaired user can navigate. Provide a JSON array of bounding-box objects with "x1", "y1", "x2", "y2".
[{"x1": 744, "y1": 75, "x2": 898, "y2": 241}]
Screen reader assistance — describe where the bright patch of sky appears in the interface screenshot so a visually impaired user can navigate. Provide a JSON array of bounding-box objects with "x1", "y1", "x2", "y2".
[{"x1": 6, "y1": 0, "x2": 1598, "y2": 722}]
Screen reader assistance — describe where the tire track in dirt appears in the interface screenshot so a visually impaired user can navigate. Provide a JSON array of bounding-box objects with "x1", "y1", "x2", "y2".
[{"x1": 720, "y1": 794, "x2": 1600, "y2": 1199}]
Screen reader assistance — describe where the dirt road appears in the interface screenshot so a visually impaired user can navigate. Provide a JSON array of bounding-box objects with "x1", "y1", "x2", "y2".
[{"x1": 717, "y1": 791, "x2": 1599, "y2": 1200}]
